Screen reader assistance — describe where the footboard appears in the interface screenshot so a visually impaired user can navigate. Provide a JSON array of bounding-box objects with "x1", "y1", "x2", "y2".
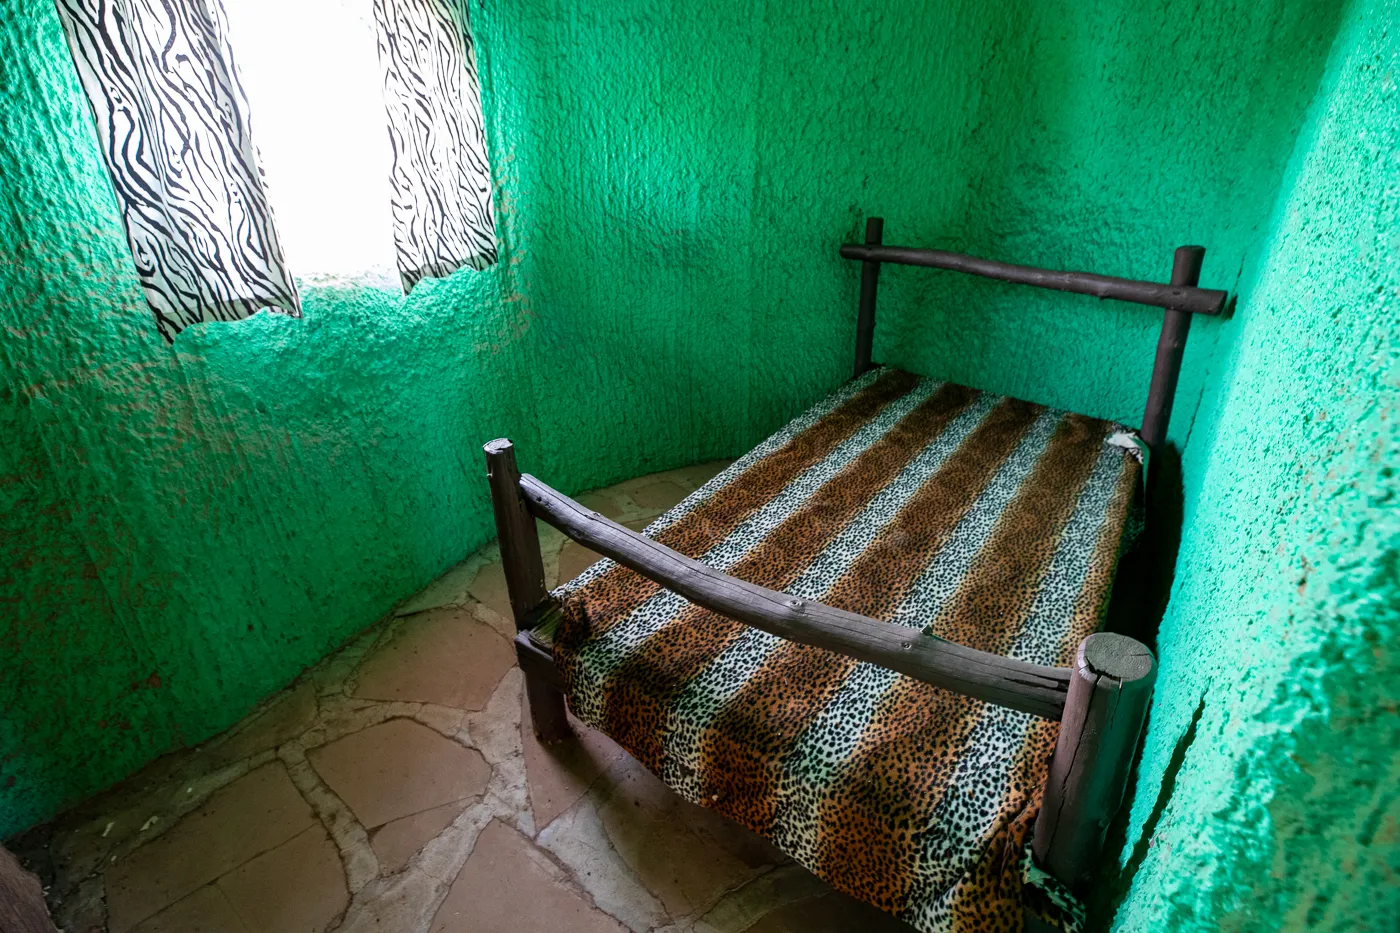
[{"x1": 485, "y1": 437, "x2": 1154, "y2": 892}]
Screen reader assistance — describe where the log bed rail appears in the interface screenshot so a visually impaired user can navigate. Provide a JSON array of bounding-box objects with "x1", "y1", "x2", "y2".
[
  {"x1": 521, "y1": 472, "x2": 1072, "y2": 719},
  {"x1": 845, "y1": 218, "x2": 1223, "y2": 459},
  {"x1": 838, "y1": 243, "x2": 1227, "y2": 316},
  {"x1": 485, "y1": 437, "x2": 1156, "y2": 894}
]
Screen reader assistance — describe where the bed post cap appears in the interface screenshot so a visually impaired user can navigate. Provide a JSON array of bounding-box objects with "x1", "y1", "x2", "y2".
[
  {"x1": 1078, "y1": 632, "x2": 1155, "y2": 686},
  {"x1": 484, "y1": 437, "x2": 514, "y2": 455}
]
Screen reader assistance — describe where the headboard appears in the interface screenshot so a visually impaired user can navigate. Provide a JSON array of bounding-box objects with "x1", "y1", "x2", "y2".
[{"x1": 840, "y1": 217, "x2": 1227, "y2": 460}]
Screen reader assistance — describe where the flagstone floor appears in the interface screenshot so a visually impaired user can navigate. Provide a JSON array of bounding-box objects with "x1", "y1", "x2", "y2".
[{"x1": 16, "y1": 461, "x2": 914, "y2": 933}]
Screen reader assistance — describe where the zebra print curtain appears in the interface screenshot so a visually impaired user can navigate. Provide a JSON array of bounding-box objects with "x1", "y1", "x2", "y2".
[
  {"x1": 55, "y1": 0, "x2": 299, "y2": 342},
  {"x1": 373, "y1": 0, "x2": 497, "y2": 292}
]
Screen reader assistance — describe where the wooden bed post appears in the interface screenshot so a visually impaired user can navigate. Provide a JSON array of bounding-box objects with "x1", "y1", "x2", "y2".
[
  {"x1": 853, "y1": 216, "x2": 884, "y2": 378},
  {"x1": 1139, "y1": 246, "x2": 1205, "y2": 461},
  {"x1": 1033, "y1": 632, "x2": 1155, "y2": 889},
  {"x1": 484, "y1": 438, "x2": 572, "y2": 743}
]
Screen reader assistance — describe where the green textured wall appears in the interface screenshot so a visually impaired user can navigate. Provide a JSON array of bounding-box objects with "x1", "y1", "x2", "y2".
[
  {"x1": 1111, "y1": 1, "x2": 1400, "y2": 928},
  {"x1": 0, "y1": 15, "x2": 1373, "y2": 931}
]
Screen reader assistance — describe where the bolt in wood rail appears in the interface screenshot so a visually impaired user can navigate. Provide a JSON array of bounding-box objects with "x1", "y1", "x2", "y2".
[
  {"x1": 517, "y1": 472, "x2": 1072, "y2": 720},
  {"x1": 839, "y1": 243, "x2": 1227, "y2": 315}
]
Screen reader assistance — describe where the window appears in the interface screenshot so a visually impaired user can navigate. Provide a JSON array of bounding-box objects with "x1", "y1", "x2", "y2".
[{"x1": 222, "y1": 0, "x2": 400, "y2": 288}]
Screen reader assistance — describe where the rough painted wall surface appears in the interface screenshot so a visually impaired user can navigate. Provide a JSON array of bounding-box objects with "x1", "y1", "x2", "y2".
[
  {"x1": 0, "y1": 0, "x2": 1355, "y2": 882},
  {"x1": 1111, "y1": 2, "x2": 1400, "y2": 928},
  {"x1": 0, "y1": 0, "x2": 535, "y2": 836}
]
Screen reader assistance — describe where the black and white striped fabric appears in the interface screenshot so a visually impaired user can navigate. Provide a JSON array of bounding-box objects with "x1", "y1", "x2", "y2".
[
  {"x1": 55, "y1": 0, "x2": 300, "y2": 342},
  {"x1": 373, "y1": 0, "x2": 497, "y2": 292}
]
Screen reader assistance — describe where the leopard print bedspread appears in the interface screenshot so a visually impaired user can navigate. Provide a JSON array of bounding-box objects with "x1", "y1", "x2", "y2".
[{"x1": 552, "y1": 368, "x2": 1142, "y2": 933}]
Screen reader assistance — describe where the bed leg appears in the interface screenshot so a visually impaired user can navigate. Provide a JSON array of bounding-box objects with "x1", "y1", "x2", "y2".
[
  {"x1": 1139, "y1": 245, "x2": 1205, "y2": 472},
  {"x1": 484, "y1": 438, "x2": 572, "y2": 743},
  {"x1": 1033, "y1": 632, "x2": 1156, "y2": 890},
  {"x1": 853, "y1": 216, "x2": 884, "y2": 378}
]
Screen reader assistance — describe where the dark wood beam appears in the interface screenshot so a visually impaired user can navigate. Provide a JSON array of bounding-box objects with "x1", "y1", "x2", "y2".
[
  {"x1": 853, "y1": 217, "x2": 883, "y2": 378},
  {"x1": 518, "y1": 473, "x2": 1072, "y2": 720},
  {"x1": 484, "y1": 439, "x2": 571, "y2": 742},
  {"x1": 1139, "y1": 246, "x2": 1206, "y2": 457},
  {"x1": 839, "y1": 243, "x2": 1226, "y2": 315}
]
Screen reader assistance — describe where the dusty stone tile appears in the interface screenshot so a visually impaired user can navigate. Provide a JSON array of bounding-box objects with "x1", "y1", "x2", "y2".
[
  {"x1": 412, "y1": 703, "x2": 468, "y2": 738},
  {"x1": 430, "y1": 820, "x2": 626, "y2": 933},
  {"x1": 537, "y1": 518, "x2": 568, "y2": 556},
  {"x1": 742, "y1": 890, "x2": 917, "y2": 932},
  {"x1": 205, "y1": 682, "x2": 318, "y2": 766},
  {"x1": 592, "y1": 755, "x2": 784, "y2": 918},
  {"x1": 395, "y1": 556, "x2": 484, "y2": 616},
  {"x1": 309, "y1": 624, "x2": 386, "y2": 699},
  {"x1": 352, "y1": 607, "x2": 514, "y2": 710},
  {"x1": 520, "y1": 694, "x2": 630, "y2": 832},
  {"x1": 370, "y1": 799, "x2": 474, "y2": 875},
  {"x1": 468, "y1": 560, "x2": 514, "y2": 623},
  {"x1": 106, "y1": 762, "x2": 315, "y2": 933},
  {"x1": 54, "y1": 872, "x2": 107, "y2": 933},
  {"x1": 670, "y1": 460, "x2": 735, "y2": 491},
  {"x1": 308, "y1": 719, "x2": 489, "y2": 830},
  {"x1": 40, "y1": 751, "x2": 268, "y2": 899},
  {"x1": 625, "y1": 477, "x2": 691, "y2": 511},
  {"x1": 536, "y1": 794, "x2": 668, "y2": 932},
  {"x1": 658, "y1": 864, "x2": 831, "y2": 933},
  {"x1": 217, "y1": 825, "x2": 348, "y2": 933},
  {"x1": 576, "y1": 490, "x2": 630, "y2": 520},
  {"x1": 557, "y1": 539, "x2": 606, "y2": 586},
  {"x1": 280, "y1": 749, "x2": 379, "y2": 894},
  {"x1": 460, "y1": 670, "x2": 531, "y2": 834},
  {"x1": 330, "y1": 798, "x2": 499, "y2": 933},
  {"x1": 128, "y1": 885, "x2": 249, "y2": 933}
]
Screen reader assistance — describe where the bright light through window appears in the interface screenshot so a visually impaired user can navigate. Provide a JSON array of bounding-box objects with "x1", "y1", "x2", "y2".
[{"x1": 223, "y1": 0, "x2": 398, "y2": 287}]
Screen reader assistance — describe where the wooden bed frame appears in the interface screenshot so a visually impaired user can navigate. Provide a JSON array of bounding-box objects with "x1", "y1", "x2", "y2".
[{"x1": 485, "y1": 219, "x2": 1226, "y2": 896}]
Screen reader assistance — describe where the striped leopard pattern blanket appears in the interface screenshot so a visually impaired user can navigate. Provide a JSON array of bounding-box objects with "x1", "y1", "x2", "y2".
[{"x1": 552, "y1": 368, "x2": 1142, "y2": 932}]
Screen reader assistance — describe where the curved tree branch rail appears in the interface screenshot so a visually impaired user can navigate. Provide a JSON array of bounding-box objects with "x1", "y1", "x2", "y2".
[{"x1": 519, "y1": 473, "x2": 1072, "y2": 720}]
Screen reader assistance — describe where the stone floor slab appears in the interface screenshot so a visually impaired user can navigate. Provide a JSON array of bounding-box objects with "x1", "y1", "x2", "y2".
[
  {"x1": 429, "y1": 820, "x2": 625, "y2": 933},
  {"x1": 129, "y1": 885, "x2": 249, "y2": 933},
  {"x1": 625, "y1": 477, "x2": 691, "y2": 511},
  {"x1": 557, "y1": 539, "x2": 606, "y2": 587},
  {"x1": 467, "y1": 561, "x2": 514, "y2": 622},
  {"x1": 206, "y1": 683, "x2": 318, "y2": 767},
  {"x1": 352, "y1": 608, "x2": 514, "y2": 710},
  {"x1": 308, "y1": 719, "x2": 489, "y2": 831},
  {"x1": 106, "y1": 762, "x2": 315, "y2": 933},
  {"x1": 741, "y1": 891, "x2": 917, "y2": 932},
  {"x1": 668, "y1": 460, "x2": 733, "y2": 491},
  {"x1": 369, "y1": 800, "x2": 473, "y2": 875},
  {"x1": 520, "y1": 696, "x2": 630, "y2": 832},
  {"x1": 217, "y1": 825, "x2": 348, "y2": 933}
]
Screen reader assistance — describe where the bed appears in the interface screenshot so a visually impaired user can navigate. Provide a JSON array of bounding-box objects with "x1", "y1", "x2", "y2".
[{"x1": 484, "y1": 220, "x2": 1226, "y2": 932}]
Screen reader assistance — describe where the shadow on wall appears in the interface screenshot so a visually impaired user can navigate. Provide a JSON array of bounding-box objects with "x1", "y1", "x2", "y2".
[{"x1": 1104, "y1": 443, "x2": 1189, "y2": 648}]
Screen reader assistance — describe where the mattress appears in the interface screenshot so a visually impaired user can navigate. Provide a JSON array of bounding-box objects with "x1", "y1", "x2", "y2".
[{"x1": 549, "y1": 367, "x2": 1142, "y2": 933}]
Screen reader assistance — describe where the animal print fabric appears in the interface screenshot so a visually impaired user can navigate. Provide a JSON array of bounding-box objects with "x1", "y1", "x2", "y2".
[
  {"x1": 55, "y1": 0, "x2": 300, "y2": 342},
  {"x1": 552, "y1": 368, "x2": 1142, "y2": 933},
  {"x1": 373, "y1": 0, "x2": 496, "y2": 292}
]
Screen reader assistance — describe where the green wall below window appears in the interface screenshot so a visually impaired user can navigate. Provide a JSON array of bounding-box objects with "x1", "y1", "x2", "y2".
[{"x1": 3, "y1": 0, "x2": 1394, "y2": 928}]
